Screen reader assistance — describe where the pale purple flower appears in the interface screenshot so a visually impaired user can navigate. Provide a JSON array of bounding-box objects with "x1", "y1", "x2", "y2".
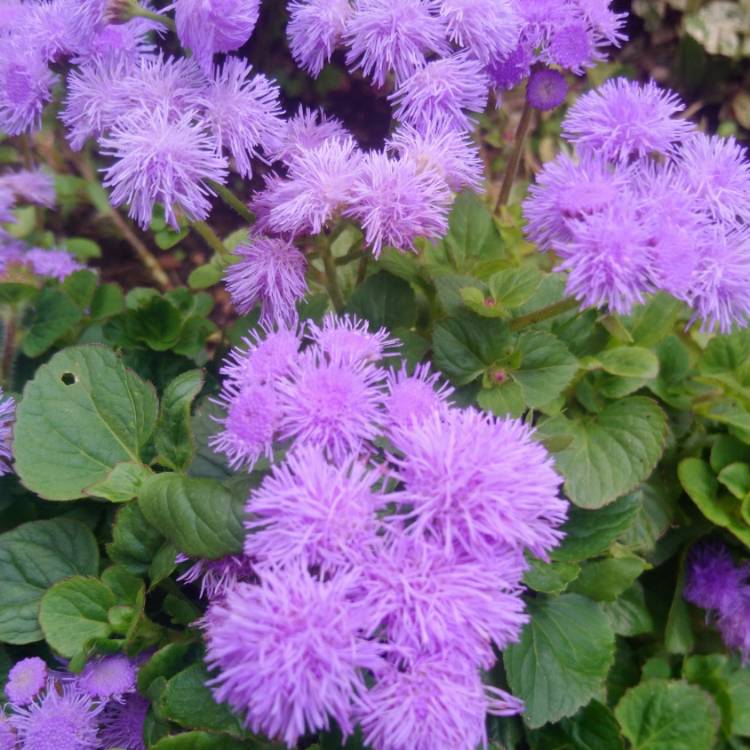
[
  {"x1": 0, "y1": 717, "x2": 15, "y2": 750},
  {"x1": 245, "y1": 445, "x2": 386, "y2": 570},
  {"x1": 388, "y1": 408, "x2": 566, "y2": 560},
  {"x1": 176, "y1": 553, "x2": 255, "y2": 599},
  {"x1": 15, "y1": 0, "x2": 83, "y2": 63},
  {"x1": 100, "y1": 109, "x2": 228, "y2": 230},
  {"x1": 76, "y1": 655, "x2": 136, "y2": 701},
  {"x1": 203, "y1": 57, "x2": 284, "y2": 179},
  {"x1": 307, "y1": 313, "x2": 400, "y2": 365},
  {"x1": 0, "y1": 1, "x2": 25, "y2": 35},
  {"x1": 269, "y1": 106, "x2": 351, "y2": 163},
  {"x1": 486, "y1": 42, "x2": 532, "y2": 92},
  {"x1": 356, "y1": 653, "x2": 523, "y2": 750},
  {"x1": 5, "y1": 658, "x2": 48, "y2": 706},
  {"x1": 547, "y1": 22, "x2": 598, "y2": 73},
  {"x1": 676, "y1": 133, "x2": 750, "y2": 224},
  {"x1": 439, "y1": 0, "x2": 520, "y2": 64},
  {"x1": 253, "y1": 137, "x2": 363, "y2": 236},
  {"x1": 0, "y1": 170, "x2": 55, "y2": 208},
  {"x1": 73, "y1": 18, "x2": 158, "y2": 66},
  {"x1": 562, "y1": 78, "x2": 695, "y2": 163},
  {"x1": 98, "y1": 693, "x2": 149, "y2": 750},
  {"x1": 526, "y1": 68, "x2": 568, "y2": 111},
  {"x1": 345, "y1": 151, "x2": 452, "y2": 257},
  {"x1": 277, "y1": 348, "x2": 385, "y2": 462},
  {"x1": 288, "y1": 0, "x2": 353, "y2": 76},
  {"x1": 0, "y1": 388, "x2": 12, "y2": 476},
  {"x1": 389, "y1": 53, "x2": 489, "y2": 131},
  {"x1": 204, "y1": 567, "x2": 381, "y2": 746},
  {"x1": 169, "y1": 0, "x2": 261, "y2": 72},
  {"x1": 386, "y1": 120, "x2": 484, "y2": 192},
  {"x1": 345, "y1": 0, "x2": 450, "y2": 87},
  {"x1": 383, "y1": 363, "x2": 453, "y2": 433},
  {"x1": 224, "y1": 236, "x2": 307, "y2": 326},
  {"x1": 10, "y1": 684, "x2": 102, "y2": 750},
  {"x1": 25, "y1": 248, "x2": 84, "y2": 281},
  {"x1": 0, "y1": 185, "x2": 15, "y2": 224},
  {"x1": 0, "y1": 238, "x2": 25, "y2": 275},
  {"x1": 574, "y1": 0, "x2": 629, "y2": 46}
]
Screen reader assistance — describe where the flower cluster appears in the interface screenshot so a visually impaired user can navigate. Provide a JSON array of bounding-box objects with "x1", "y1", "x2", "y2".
[
  {"x1": 523, "y1": 77, "x2": 750, "y2": 332},
  {"x1": 0, "y1": 388, "x2": 15, "y2": 476},
  {"x1": 684, "y1": 544, "x2": 750, "y2": 662},
  {"x1": 203, "y1": 316, "x2": 568, "y2": 749},
  {"x1": 1, "y1": 654, "x2": 149, "y2": 750}
]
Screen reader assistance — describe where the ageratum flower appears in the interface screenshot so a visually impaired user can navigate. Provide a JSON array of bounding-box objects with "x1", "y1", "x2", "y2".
[
  {"x1": 0, "y1": 390, "x2": 13, "y2": 476},
  {"x1": 5, "y1": 658, "x2": 48, "y2": 705},
  {"x1": 204, "y1": 567, "x2": 381, "y2": 746},
  {"x1": 98, "y1": 693, "x2": 149, "y2": 750},
  {"x1": 246, "y1": 445, "x2": 386, "y2": 571},
  {"x1": 356, "y1": 652, "x2": 523, "y2": 750},
  {"x1": 345, "y1": 151, "x2": 452, "y2": 257},
  {"x1": 388, "y1": 408, "x2": 566, "y2": 560},
  {"x1": 307, "y1": 314, "x2": 400, "y2": 365},
  {"x1": 486, "y1": 42, "x2": 532, "y2": 93},
  {"x1": 389, "y1": 53, "x2": 489, "y2": 131},
  {"x1": 100, "y1": 108, "x2": 228, "y2": 229},
  {"x1": 277, "y1": 349, "x2": 384, "y2": 462},
  {"x1": 269, "y1": 106, "x2": 351, "y2": 163},
  {"x1": 562, "y1": 78, "x2": 695, "y2": 163},
  {"x1": 0, "y1": 185, "x2": 15, "y2": 223},
  {"x1": 547, "y1": 22, "x2": 598, "y2": 74},
  {"x1": 14, "y1": 0, "x2": 83, "y2": 63},
  {"x1": 383, "y1": 363, "x2": 454, "y2": 433},
  {"x1": 0, "y1": 169, "x2": 55, "y2": 208},
  {"x1": 203, "y1": 57, "x2": 284, "y2": 179},
  {"x1": 170, "y1": 0, "x2": 260, "y2": 72},
  {"x1": 287, "y1": 0, "x2": 353, "y2": 76},
  {"x1": 224, "y1": 236, "x2": 307, "y2": 325},
  {"x1": 526, "y1": 68, "x2": 568, "y2": 111},
  {"x1": 176, "y1": 553, "x2": 255, "y2": 599},
  {"x1": 76, "y1": 655, "x2": 136, "y2": 700},
  {"x1": 345, "y1": 0, "x2": 450, "y2": 87},
  {"x1": 25, "y1": 248, "x2": 84, "y2": 281},
  {"x1": 0, "y1": 718, "x2": 15, "y2": 750},
  {"x1": 73, "y1": 17, "x2": 158, "y2": 66}
]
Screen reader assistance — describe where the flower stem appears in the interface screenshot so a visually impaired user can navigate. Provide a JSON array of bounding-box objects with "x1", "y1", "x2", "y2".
[
  {"x1": 510, "y1": 297, "x2": 579, "y2": 331},
  {"x1": 495, "y1": 98, "x2": 534, "y2": 212},
  {"x1": 207, "y1": 179, "x2": 255, "y2": 224},
  {"x1": 126, "y1": 1, "x2": 176, "y2": 31},
  {"x1": 191, "y1": 221, "x2": 230, "y2": 259},
  {"x1": 320, "y1": 241, "x2": 345, "y2": 313}
]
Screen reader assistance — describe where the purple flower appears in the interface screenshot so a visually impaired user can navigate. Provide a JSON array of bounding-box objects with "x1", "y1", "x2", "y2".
[
  {"x1": 287, "y1": 0, "x2": 353, "y2": 76},
  {"x1": 526, "y1": 68, "x2": 568, "y2": 111},
  {"x1": 100, "y1": 109, "x2": 228, "y2": 230},
  {"x1": 25, "y1": 248, "x2": 84, "y2": 281},
  {"x1": 277, "y1": 348, "x2": 385, "y2": 462},
  {"x1": 356, "y1": 652, "x2": 523, "y2": 750},
  {"x1": 210, "y1": 381, "x2": 281, "y2": 471},
  {"x1": 389, "y1": 53, "x2": 489, "y2": 131},
  {"x1": 5, "y1": 658, "x2": 48, "y2": 706},
  {"x1": 386, "y1": 120, "x2": 484, "y2": 192},
  {"x1": 204, "y1": 567, "x2": 381, "y2": 746},
  {"x1": 73, "y1": 17, "x2": 158, "y2": 67},
  {"x1": 76, "y1": 655, "x2": 136, "y2": 700},
  {"x1": 10, "y1": 684, "x2": 102, "y2": 750},
  {"x1": 676, "y1": 133, "x2": 750, "y2": 224},
  {"x1": 383, "y1": 363, "x2": 453, "y2": 434},
  {"x1": 203, "y1": 57, "x2": 284, "y2": 179},
  {"x1": 486, "y1": 42, "x2": 533, "y2": 92},
  {"x1": 98, "y1": 693, "x2": 149, "y2": 750},
  {"x1": 345, "y1": 0, "x2": 450, "y2": 87},
  {"x1": 0, "y1": 170, "x2": 55, "y2": 208},
  {"x1": 0, "y1": 238, "x2": 26, "y2": 275},
  {"x1": 245, "y1": 445, "x2": 386, "y2": 571},
  {"x1": 439, "y1": 0, "x2": 520, "y2": 64},
  {"x1": 388, "y1": 408, "x2": 566, "y2": 560},
  {"x1": 269, "y1": 106, "x2": 351, "y2": 163},
  {"x1": 562, "y1": 78, "x2": 695, "y2": 163},
  {"x1": 0, "y1": 717, "x2": 16, "y2": 750},
  {"x1": 574, "y1": 0, "x2": 629, "y2": 47},
  {"x1": 169, "y1": 0, "x2": 260, "y2": 72},
  {"x1": 307, "y1": 314, "x2": 400, "y2": 365},
  {"x1": 0, "y1": 388, "x2": 13, "y2": 476},
  {"x1": 0, "y1": 185, "x2": 15, "y2": 223},
  {"x1": 224, "y1": 236, "x2": 307, "y2": 326},
  {"x1": 253, "y1": 137, "x2": 363, "y2": 236},
  {"x1": 14, "y1": 0, "x2": 83, "y2": 63},
  {"x1": 176, "y1": 553, "x2": 255, "y2": 599},
  {"x1": 547, "y1": 22, "x2": 598, "y2": 73},
  {"x1": 345, "y1": 151, "x2": 452, "y2": 257}
]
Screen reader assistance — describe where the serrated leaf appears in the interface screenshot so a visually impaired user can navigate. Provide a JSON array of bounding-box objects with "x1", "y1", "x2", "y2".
[
  {"x1": 504, "y1": 594, "x2": 615, "y2": 728},
  {"x1": 523, "y1": 557, "x2": 581, "y2": 594},
  {"x1": 596, "y1": 347, "x2": 660, "y2": 379},
  {"x1": 568, "y1": 555, "x2": 648, "y2": 602},
  {"x1": 346, "y1": 271, "x2": 417, "y2": 331},
  {"x1": 489, "y1": 266, "x2": 542, "y2": 310},
  {"x1": 107, "y1": 502, "x2": 165, "y2": 577},
  {"x1": 529, "y1": 700, "x2": 624, "y2": 750},
  {"x1": 89, "y1": 283, "x2": 125, "y2": 321},
  {"x1": 155, "y1": 370, "x2": 204, "y2": 471},
  {"x1": 21, "y1": 288, "x2": 82, "y2": 357},
  {"x1": 86, "y1": 461, "x2": 153, "y2": 503},
  {"x1": 601, "y1": 582, "x2": 655, "y2": 636},
  {"x1": 512, "y1": 331, "x2": 578, "y2": 408},
  {"x1": 138, "y1": 643, "x2": 194, "y2": 693}
]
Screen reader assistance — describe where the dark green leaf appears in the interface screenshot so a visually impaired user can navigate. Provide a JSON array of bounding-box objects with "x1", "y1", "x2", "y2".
[
  {"x1": 529, "y1": 700, "x2": 624, "y2": 750},
  {"x1": 89, "y1": 283, "x2": 125, "y2": 321},
  {"x1": 523, "y1": 558, "x2": 581, "y2": 594},
  {"x1": 150, "y1": 732, "x2": 248, "y2": 750},
  {"x1": 512, "y1": 331, "x2": 578, "y2": 408},
  {"x1": 138, "y1": 643, "x2": 194, "y2": 693},
  {"x1": 155, "y1": 370, "x2": 204, "y2": 471},
  {"x1": 568, "y1": 555, "x2": 648, "y2": 602},
  {"x1": 596, "y1": 347, "x2": 660, "y2": 379},
  {"x1": 346, "y1": 271, "x2": 417, "y2": 331},
  {"x1": 601, "y1": 582, "x2": 655, "y2": 636},
  {"x1": 62, "y1": 270, "x2": 98, "y2": 309},
  {"x1": 106, "y1": 502, "x2": 165, "y2": 577},
  {"x1": 21, "y1": 288, "x2": 82, "y2": 357}
]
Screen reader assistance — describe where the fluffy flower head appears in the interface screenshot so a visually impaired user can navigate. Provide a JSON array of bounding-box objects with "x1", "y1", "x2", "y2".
[
  {"x1": 307, "y1": 313, "x2": 399, "y2": 365},
  {"x1": 383, "y1": 363, "x2": 453, "y2": 433},
  {"x1": 177, "y1": 553, "x2": 254, "y2": 599},
  {"x1": 439, "y1": 0, "x2": 520, "y2": 63},
  {"x1": 76, "y1": 655, "x2": 136, "y2": 700},
  {"x1": 5, "y1": 657, "x2": 48, "y2": 705},
  {"x1": 25, "y1": 248, "x2": 83, "y2": 281},
  {"x1": 526, "y1": 68, "x2": 568, "y2": 111},
  {"x1": 98, "y1": 693, "x2": 149, "y2": 750},
  {"x1": 0, "y1": 389, "x2": 14, "y2": 476},
  {"x1": 287, "y1": 0, "x2": 352, "y2": 76}
]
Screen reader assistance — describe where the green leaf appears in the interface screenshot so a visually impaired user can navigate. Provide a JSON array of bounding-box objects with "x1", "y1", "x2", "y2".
[
  {"x1": 683, "y1": 655, "x2": 734, "y2": 737},
  {"x1": 0, "y1": 282, "x2": 38, "y2": 305},
  {"x1": 39, "y1": 576, "x2": 115, "y2": 657},
  {"x1": 0, "y1": 519, "x2": 98, "y2": 644},
  {"x1": 125, "y1": 297, "x2": 183, "y2": 351},
  {"x1": 62, "y1": 270, "x2": 98, "y2": 309},
  {"x1": 14, "y1": 346, "x2": 158, "y2": 501},
  {"x1": 504, "y1": 594, "x2": 615, "y2": 728},
  {"x1": 710, "y1": 435, "x2": 748, "y2": 474},
  {"x1": 138, "y1": 643, "x2": 194, "y2": 693},
  {"x1": 512, "y1": 331, "x2": 578, "y2": 408},
  {"x1": 21, "y1": 288, "x2": 83, "y2": 358},
  {"x1": 477, "y1": 382, "x2": 525, "y2": 418},
  {"x1": 601, "y1": 582, "x2": 655, "y2": 636},
  {"x1": 615, "y1": 680, "x2": 719, "y2": 750},
  {"x1": 537, "y1": 398, "x2": 668, "y2": 509},
  {"x1": 86, "y1": 461, "x2": 153, "y2": 503},
  {"x1": 346, "y1": 271, "x2": 417, "y2": 331},
  {"x1": 665, "y1": 548, "x2": 695, "y2": 655},
  {"x1": 100, "y1": 565, "x2": 143, "y2": 605},
  {"x1": 489, "y1": 266, "x2": 542, "y2": 310},
  {"x1": 89, "y1": 283, "x2": 125, "y2": 321},
  {"x1": 529, "y1": 700, "x2": 624, "y2": 750},
  {"x1": 155, "y1": 370, "x2": 204, "y2": 471},
  {"x1": 138, "y1": 473, "x2": 245, "y2": 558},
  {"x1": 148, "y1": 542, "x2": 178, "y2": 587},
  {"x1": 568, "y1": 555, "x2": 648, "y2": 602},
  {"x1": 107, "y1": 502, "x2": 165, "y2": 576},
  {"x1": 150, "y1": 732, "x2": 247, "y2": 750},
  {"x1": 188, "y1": 263, "x2": 223, "y2": 290},
  {"x1": 64, "y1": 237, "x2": 102, "y2": 260},
  {"x1": 596, "y1": 347, "x2": 660, "y2": 379},
  {"x1": 717, "y1": 462, "x2": 750, "y2": 500},
  {"x1": 728, "y1": 669, "x2": 750, "y2": 737},
  {"x1": 523, "y1": 557, "x2": 581, "y2": 594}
]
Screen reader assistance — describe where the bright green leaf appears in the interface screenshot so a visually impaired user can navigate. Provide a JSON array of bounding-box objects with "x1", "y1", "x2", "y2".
[
  {"x1": 106, "y1": 502, "x2": 165, "y2": 577},
  {"x1": 86, "y1": 461, "x2": 153, "y2": 503},
  {"x1": 596, "y1": 347, "x2": 660, "y2": 379},
  {"x1": 569, "y1": 555, "x2": 648, "y2": 602},
  {"x1": 512, "y1": 331, "x2": 578, "y2": 408},
  {"x1": 155, "y1": 370, "x2": 204, "y2": 471},
  {"x1": 523, "y1": 557, "x2": 581, "y2": 594}
]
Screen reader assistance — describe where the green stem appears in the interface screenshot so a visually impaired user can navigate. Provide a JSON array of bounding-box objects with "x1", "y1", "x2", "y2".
[
  {"x1": 207, "y1": 179, "x2": 255, "y2": 224},
  {"x1": 0, "y1": 311, "x2": 17, "y2": 390},
  {"x1": 510, "y1": 297, "x2": 579, "y2": 331},
  {"x1": 191, "y1": 221, "x2": 230, "y2": 259},
  {"x1": 335, "y1": 248, "x2": 364, "y2": 266},
  {"x1": 495, "y1": 98, "x2": 534, "y2": 212},
  {"x1": 127, "y1": 2, "x2": 176, "y2": 31},
  {"x1": 320, "y1": 241, "x2": 344, "y2": 313},
  {"x1": 356, "y1": 254, "x2": 369, "y2": 285}
]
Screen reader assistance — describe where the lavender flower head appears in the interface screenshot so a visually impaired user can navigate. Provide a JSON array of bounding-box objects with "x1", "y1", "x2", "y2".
[
  {"x1": 345, "y1": 0, "x2": 450, "y2": 87},
  {"x1": 526, "y1": 68, "x2": 568, "y2": 111},
  {"x1": 0, "y1": 170, "x2": 55, "y2": 208},
  {"x1": 100, "y1": 109, "x2": 228, "y2": 230},
  {"x1": 25, "y1": 248, "x2": 84, "y2": 281},
  {"x1": 5, "y1": 657, "x2": 48, "y2": 706},
  {"x1": 383, "y1": 362, "x2": 454, "y2": 433},
  {"x1": 0, "y1": 388, "x2": 14, "y2": 476},
  {"x1": 245, "y1": 445, "x2": 386, "y2": 570},
  {"x1": 98, "y1": 693, "x2": 149, "y2": 750},
  {"x1": 487, "y1": 41, "x2": 532, "y2": 93},
  {"x1": 224, "y1": 236, "x2": 307, "y2": 326},
  {"x1": 204, "y1": 567, "x2": 381, "y2": 746},
  {"x1": 0, "y1": 718, "x2": 15, "y2": 750},
  {"x1": 287, "y1": 0, "x2": 353, "y2": 76},
  {"x1": 176, "y1": 553, "x2": 255, "y2": 599},
  {"x1": 269, "y1": 106, "x2": 351, "y2": 163},
  {"x1": 307, "y1": 314, "x2": 400, "y2": 365},
  {"x1": 76, "y1": 655, "x2": 136, "y2": 700}
]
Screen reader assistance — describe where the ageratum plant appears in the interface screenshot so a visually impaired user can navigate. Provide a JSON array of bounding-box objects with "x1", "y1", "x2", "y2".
[{"x1": 0, "y1": 1, "x2": 749, "y2": 749}]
